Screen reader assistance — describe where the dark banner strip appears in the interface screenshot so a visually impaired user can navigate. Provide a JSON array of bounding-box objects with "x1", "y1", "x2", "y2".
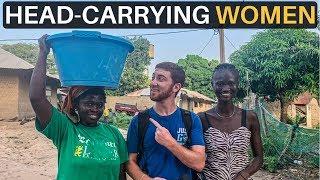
[{"x1": 3, "y1": 1, "x2": 318, "y2": 29}]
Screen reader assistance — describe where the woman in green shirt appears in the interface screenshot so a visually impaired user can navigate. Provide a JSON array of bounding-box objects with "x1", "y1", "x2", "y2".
[{"x1": 29, "y1": 35, "x2": 128, "y2": 180}]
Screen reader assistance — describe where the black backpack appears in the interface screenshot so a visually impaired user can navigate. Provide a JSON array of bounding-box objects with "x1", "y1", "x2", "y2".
[{"x1": 136, "y1": 108, "x2": 193, "y2": 176}]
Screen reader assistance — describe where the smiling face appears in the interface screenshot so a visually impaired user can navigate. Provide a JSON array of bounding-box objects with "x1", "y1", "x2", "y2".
[
  {"x1": 76, "y1": 94, "x2": 105, "y2": 126},
  {"x1": 212, "y1": 70, "x2": 239, "y2": 102},
  {"x1": 150, "y1": 68, "x2": 181, "y2": 102}
]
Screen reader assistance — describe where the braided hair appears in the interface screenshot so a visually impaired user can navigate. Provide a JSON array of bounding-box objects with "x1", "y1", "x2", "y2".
[{"x1": 212, "y1": 63, "x2": 240, "y2": 83}]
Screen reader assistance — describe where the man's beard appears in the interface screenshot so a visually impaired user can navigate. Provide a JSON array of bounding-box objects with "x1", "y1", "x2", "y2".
[{"x1": 150, "y1": 86, "x2": 174, "y2": 102}]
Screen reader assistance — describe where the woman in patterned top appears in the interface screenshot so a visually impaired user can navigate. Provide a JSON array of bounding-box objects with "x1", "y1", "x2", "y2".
[{"x1": 198, "y1": 63, "x2": 263, "y2": 180}]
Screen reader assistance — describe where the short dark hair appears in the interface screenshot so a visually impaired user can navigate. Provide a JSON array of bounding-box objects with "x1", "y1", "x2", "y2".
[
  {"x1": 155, "y1": 62, "x2": 186, "y2": 87},
  {"x1": 212, "y1": 63, "x2": 240, "y2": 82}
]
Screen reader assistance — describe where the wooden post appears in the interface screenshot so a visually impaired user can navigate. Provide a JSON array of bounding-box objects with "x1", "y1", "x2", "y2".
[{"x1": 219, "y1": 29, "x2": 225, "y2": 63}]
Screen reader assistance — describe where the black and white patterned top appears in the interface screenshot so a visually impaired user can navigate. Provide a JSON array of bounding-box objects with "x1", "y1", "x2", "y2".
[{"x1": 201, "y1": 110, "x2": 251, "y2": 180}]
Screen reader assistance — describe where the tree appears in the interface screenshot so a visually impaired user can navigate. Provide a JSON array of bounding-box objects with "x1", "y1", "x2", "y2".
[
  {"x1": 106, "y1": 36, "x2": 151, "y2": 95},
  {"x1": 230, "y1": 29, "x2": 319, "y2": 122},
  {"x1": 177, "y1": 55, "x2": 219, "y2": 98},
  {"x1": 1, "y1": 43, "x2": 58, "y2": 74}
]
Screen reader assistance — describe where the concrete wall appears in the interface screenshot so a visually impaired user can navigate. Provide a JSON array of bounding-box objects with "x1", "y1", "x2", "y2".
[
  {"x1": 51, "y1": 86, "x2": 58, "y2": 107},
  {"x1": 18, "y1": 71, "x2": 34, "y2": 119},
  {"x1": 266, "y1": 99, "x2": 319, "y2": 128},
  {"x1": 193, "y1": 101, "x2": 213, "y2": 113},
  {"x1": 106, "y1": 96, "x2": 213, "y2": 114},
  {"x1": 46, "y1": 79, "x2": 58, "y2": 108},
  {"x1": 0, "y1": 70, "x2": 19, "y2": 120},
  {"x1": 17, "y1": 71, "x2": 59, "y2": 120},
  {"x1": 308, "y1": 98, "x2": 320, "y2": 127},
  {"x1": 0, "y1": 69, "x2": 59, "y2": 121},
  {"x1": 178, "y1": 98, "x2": 189, "y2": 110},
  {"x1": 178, "y1": 98, "x2": 213, "y2": 113},
  {"x1": 105, "y1": 96, "x2": 155, "y2": 111}
]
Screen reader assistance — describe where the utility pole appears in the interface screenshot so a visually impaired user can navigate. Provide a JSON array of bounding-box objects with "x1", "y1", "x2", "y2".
[{"x1": 219, "y1": 29, "x2": 225, "y2": 63}]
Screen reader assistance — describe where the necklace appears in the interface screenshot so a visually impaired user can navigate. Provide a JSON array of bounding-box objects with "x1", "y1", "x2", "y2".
[{"x1": 215, "y1": 106, "x2": 236, "y2": 118}]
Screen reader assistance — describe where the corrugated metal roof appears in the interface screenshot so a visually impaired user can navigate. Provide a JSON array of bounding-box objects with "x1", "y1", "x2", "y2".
[
  {"x1": 180, "y1": 88, "x2": 214, "y2": 102},
  {"x1": 0, "y1": 48, "x2": 59, "y2": 81},
  {"x1": 126, "y1": 87, "x2": 215, "y2": 102},
  {"x1": 0, "y1": 48, "x2": 34, "y2": 69},
  {"x1": 47, "y1": 73, "x2": 59, "y2": 80},
  {"x1": 293, "y1": 92, "x2": 313, "y2": 105}
]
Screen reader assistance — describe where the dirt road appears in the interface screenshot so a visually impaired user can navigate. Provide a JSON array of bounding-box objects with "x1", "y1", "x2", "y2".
[{"x1": 0, "y1": 121, "x2": 315, "y2": 180}]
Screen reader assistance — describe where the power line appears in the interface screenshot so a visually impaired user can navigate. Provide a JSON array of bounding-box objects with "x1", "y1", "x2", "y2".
[
  {"x1": 224, "y1": 34, "x2": 238, "y2": 51},
  {"x1": 123, "y1": 29, "x2": 209, "y2": 37},
  {"x1": 198, "y1": 30, "x2": 219, "y2": 56},
  {"x1": 0, "y1": 38, "x2": 38, "y2": 42},
  {"x1": 0, "y1": 29, "x2": 210, "y2": 42}
]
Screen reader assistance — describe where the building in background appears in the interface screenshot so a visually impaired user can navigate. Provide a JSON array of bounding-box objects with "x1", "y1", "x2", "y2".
[
  {"x1": 105, "y1": 87, "x2": 215, "y2": 113},
  {"x1": 0, "y1": 48, "x2": 60, "y2": 121}
]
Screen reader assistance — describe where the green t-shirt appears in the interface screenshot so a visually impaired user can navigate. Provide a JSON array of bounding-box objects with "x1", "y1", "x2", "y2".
[{"x1": 36, "y1": 107, "x2": 128, "y2": 180}]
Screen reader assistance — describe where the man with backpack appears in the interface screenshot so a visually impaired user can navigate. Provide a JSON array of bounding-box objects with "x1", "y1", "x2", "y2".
[{"x1": 127, "y1": 62, "x2": 205, "y2": 180}]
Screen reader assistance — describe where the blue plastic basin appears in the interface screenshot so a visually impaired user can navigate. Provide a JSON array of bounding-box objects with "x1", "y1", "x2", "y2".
[{"x1": 47, "y1": 31, "x2": 134, "y2": 88}]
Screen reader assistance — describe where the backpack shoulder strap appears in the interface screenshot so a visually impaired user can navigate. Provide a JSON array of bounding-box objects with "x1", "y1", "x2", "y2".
[
  {"x1": 198, "y1": 112, "x2": 209, "y2": 132},
  {"x1": 180, "y1": 109, "x2": 192, "y2": 147},
  {"x1": 137, "y1": 109, "x2": 150, "y2": 153},
  {"x1": 241, "y1": 109, "x2": 247, "y2": 128},
  {"x1": 137, "y1": 109, "x2": 150, "y2": 172}
]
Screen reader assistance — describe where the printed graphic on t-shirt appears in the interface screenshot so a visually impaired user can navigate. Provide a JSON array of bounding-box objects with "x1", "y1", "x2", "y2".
[
  {"x1": 73, "y1": 134, "x2": 119, "y2": 161},
  {"x1": 177, "y1": 128, "x2": 188, "y2": 145}
]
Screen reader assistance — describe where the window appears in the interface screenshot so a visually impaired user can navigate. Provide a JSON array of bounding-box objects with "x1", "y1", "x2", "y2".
[{"x1": 194, "y1": 102, "x2": 198, "y2": 107}]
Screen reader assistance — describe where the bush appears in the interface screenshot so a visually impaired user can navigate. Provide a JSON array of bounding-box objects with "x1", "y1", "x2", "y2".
[
  {"x1": 310, "y1": 156, "x2": 319, "y2": 167},
  {"x1": 263, "y1": 156, "x2": 279, "y2": 173},
  {"x1": 287, "y1": 115, "x2": 305, "y2": 126},
  {"x1": 262, "y1": 135, "x2": 279, "y2": 156},
  {"x1": 107, "y1": 112, "x2": 133, "y2": 130},
  {"x1": 261, "y1": 135, "x2": 282, "y2": 172}
]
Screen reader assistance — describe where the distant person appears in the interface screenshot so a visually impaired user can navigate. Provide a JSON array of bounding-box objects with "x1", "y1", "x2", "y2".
[
  {"x1": 102, "y1": 107, "x2": 110, "y2": 123},
  {"x1": 198, "y1": 63, "x2": 263, "y2": 180},
  {"x1": 29, "y1": 35, "x2": 128, "y2": 180},
  {"x1": 126, "y1": 62, "x2": 205, "y2": 180}
]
